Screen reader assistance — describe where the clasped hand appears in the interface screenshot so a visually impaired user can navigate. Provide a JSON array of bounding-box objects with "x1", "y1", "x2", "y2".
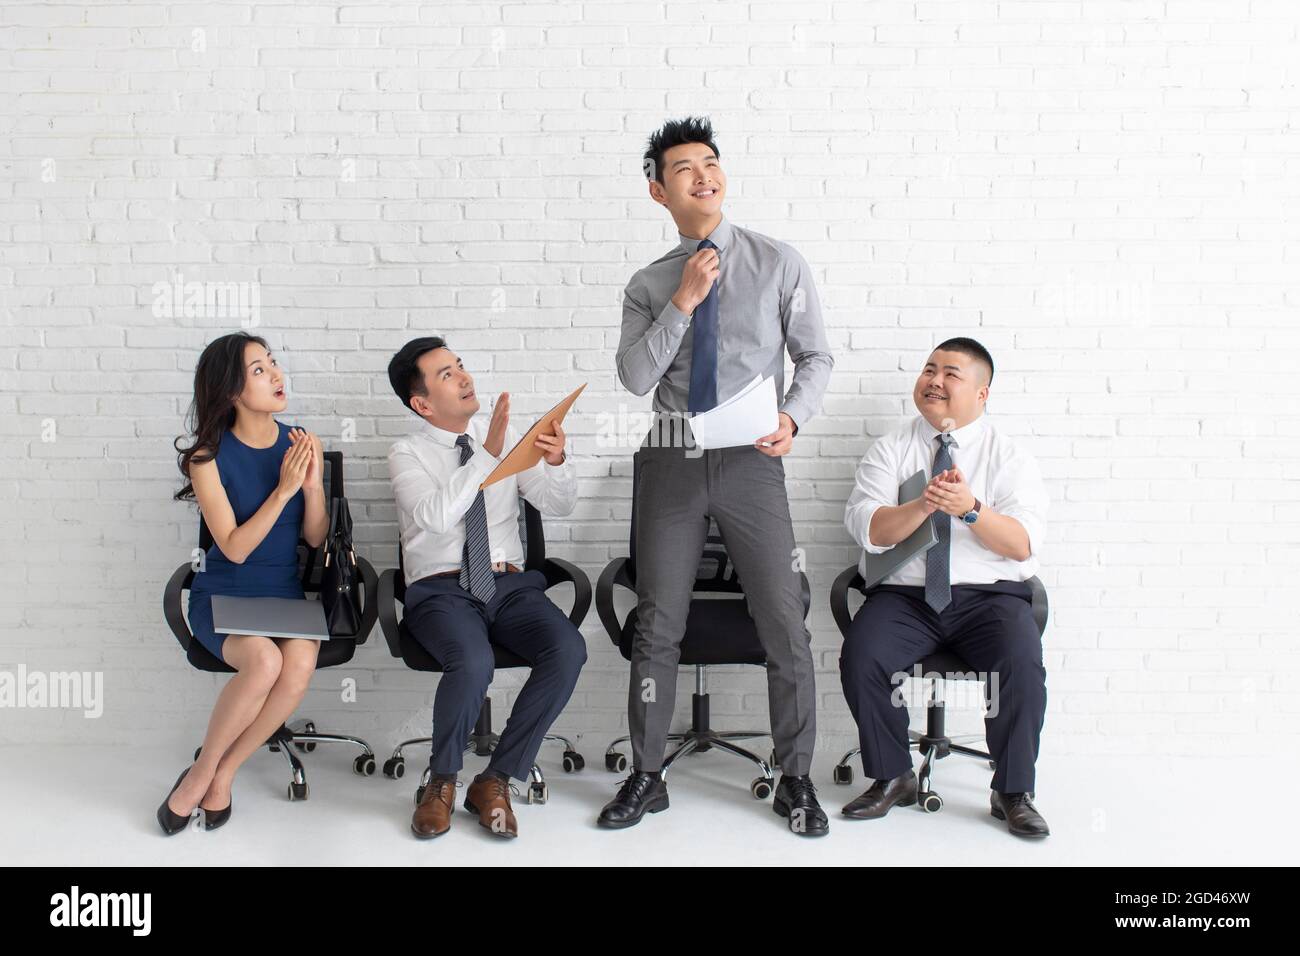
[{"x1": 922, "y1": 466, "x2": 976, "y2": 517}]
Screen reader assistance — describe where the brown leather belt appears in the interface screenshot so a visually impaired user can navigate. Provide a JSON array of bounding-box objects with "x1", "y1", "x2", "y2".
[{"x1": 430, "y1": 562, "x2": 522, "y2": 579}]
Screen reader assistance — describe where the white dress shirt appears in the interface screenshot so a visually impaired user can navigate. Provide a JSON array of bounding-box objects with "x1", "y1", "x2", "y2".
[
  {"x1": 844, "y1": 413, "x2": 1048, "y2": 587},
  {"x1": 388, "y1": 414, "x2": 577, "y2": 584}
]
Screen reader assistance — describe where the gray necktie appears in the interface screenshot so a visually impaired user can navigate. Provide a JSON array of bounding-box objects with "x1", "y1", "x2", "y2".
[
  {"x1": 455, "y1": 434, "x2": 496, "y2": 603},
  {"x1": 924, "y1": 433, "x2": 954, "y2": 613}
]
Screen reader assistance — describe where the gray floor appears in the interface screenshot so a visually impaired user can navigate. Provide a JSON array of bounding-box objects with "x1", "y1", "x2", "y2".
[{"x1": 5, "y1": 743, "x2": 1293, "y2": 866}]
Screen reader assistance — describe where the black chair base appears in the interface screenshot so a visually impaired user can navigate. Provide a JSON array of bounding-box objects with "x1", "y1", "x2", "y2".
[
  {"x1": 193, "y1": 719, "x2": 377, "y2": 802},
  {"x1": 604, "y1": 670, "x2": 778, "y2": 801},
  {"x1": 380, "y1": 698, "x2": 585, "y2": 806}
]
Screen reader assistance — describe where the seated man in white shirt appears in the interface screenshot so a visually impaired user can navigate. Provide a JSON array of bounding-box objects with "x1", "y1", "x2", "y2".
[
  {"x1": 840, "y1": 337, "x2": 1051, "y2": 838},
  {"x1": 386, "y1": 336, "x2": 587, "y2": 841}
]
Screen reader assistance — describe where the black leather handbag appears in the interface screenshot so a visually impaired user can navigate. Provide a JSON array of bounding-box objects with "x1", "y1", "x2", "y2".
[{"x1": 320, "y1": 496, "x2": 363, "y2": 637}]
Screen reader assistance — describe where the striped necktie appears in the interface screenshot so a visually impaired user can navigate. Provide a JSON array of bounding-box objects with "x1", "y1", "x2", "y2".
[
  {"x1": 455, "y1": 434, "x2": 496, "y2": 603},
  {"x1": 924, "y1": 432, "x2": 955, "y2": 613}
]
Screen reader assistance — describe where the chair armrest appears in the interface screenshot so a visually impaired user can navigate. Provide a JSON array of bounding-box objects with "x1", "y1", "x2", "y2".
[
  {"x1": 543, "y1": 557, "x2": 592, "y2": 627},
  {"x1": 595, "y1": 556, "x2": 634, "y2": 648},
  {"x1": 163, "y1": 563, "x2": 195, "y2": 651},
  {"x1": 354, "y1": 556, "x2": 380, "y2": 646},
  {"x1": 830, "y1": 564, "x2": 866, "y2": 639},
  {"x1": 1027, "y1": 575, "x2": 1049, "y2": 638},
  {"x1": 377, "y1": 567, "x2": 404, "y2": 659}
]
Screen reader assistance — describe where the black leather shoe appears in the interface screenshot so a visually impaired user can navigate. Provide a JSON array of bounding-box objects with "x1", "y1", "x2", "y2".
[
  {"x1": 597, "y1": 771, "x2": 669, "y2": 829},
  {"x1": 991, "y1": 791, "x2": 1050, "y2": 838},
  {"x1": 772, "y1": 775, "x2": 829, "y2": 837},
  {"x1": 200, "y1": 798, "x2": 232, "y2": 831},
  {"x1": 156, "y1": 768, "x2": 196, "y2": 836},
  {"x1": 841, "y1": 770, "x2": 919, "y2": 819}
]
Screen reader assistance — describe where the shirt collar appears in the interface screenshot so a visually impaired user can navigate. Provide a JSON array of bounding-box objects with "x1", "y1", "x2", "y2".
[
  {"x1": 677, "y1": 214, "x2": 733, "y2": 255},
  {"x1": 918, "y1": 412, "x2": 986, "y2": 450},
  {"x1": 416, "y1": 415, "x2": 479, "y2": 449}
]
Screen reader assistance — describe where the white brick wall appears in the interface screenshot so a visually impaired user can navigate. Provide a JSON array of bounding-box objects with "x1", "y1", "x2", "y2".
[{"x1": 2, "y1": 1, "x2": 1298, "y2": 761}]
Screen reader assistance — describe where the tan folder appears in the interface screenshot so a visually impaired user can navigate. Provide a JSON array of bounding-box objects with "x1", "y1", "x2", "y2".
[{"x1": 480, "y1": 383, "x2": 586, "y2": 489}]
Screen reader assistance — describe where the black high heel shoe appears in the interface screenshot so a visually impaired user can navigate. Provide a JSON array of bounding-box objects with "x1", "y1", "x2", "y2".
[
  {"x1": 200, "y1": 797, "x2": 232, "y2": 831},
  {"x1": 156, "y1": 768, "x2": 196, "y2": 836}
]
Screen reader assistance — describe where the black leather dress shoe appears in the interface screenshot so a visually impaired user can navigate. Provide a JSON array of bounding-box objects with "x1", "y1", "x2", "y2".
[
  {"x1": 597, "y1": 771, "x2": 669, "y2": 829},
  {"x1": 841, "y1": 770, "x2": 919, "y2": 819},
  {"x1": 156, "y1": 768, "x2": 196, "y2": 836},
  {"x1": 991, "y1": 791, "x2": 1050, "y2": 838},
  {"x1": 772, "y1": 775, "x2": 829, "y2": 837}
]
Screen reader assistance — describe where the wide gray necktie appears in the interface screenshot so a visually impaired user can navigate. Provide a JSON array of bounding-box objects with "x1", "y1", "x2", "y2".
[
  {"x1": 455, "y1": 434, "x2": 496, "y2": 603},
  {"x1": 924, "y1": 433, "x2": 954, "y2": 613}
]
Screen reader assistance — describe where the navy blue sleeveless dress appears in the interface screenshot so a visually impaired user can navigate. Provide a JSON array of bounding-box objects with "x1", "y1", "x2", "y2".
[{"x1": 187, "y1": 420, "x2": 306, "y2": 663}]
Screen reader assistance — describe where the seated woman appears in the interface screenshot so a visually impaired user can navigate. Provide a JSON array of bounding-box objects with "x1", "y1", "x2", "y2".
[{"x1": 158, "y1": 331, "x2": 328, "y2": 835}]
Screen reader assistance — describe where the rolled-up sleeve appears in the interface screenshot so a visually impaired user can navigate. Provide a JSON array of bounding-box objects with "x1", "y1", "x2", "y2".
[
  {"x1": 388, "y1": 439, "x2": 498, "y2": 536},
  {"x1": 777, "y1": 245, "x2": 833, "y2": 430},
  {"x1": 992, "y1": 450, "x2": 1049, "y2": 558},
  {"x1": 616, "y1": 273, "x2": 690, "y2": 396},
  {"x1": 844, "y1": 435, "x2": 900, "y2": 555}
]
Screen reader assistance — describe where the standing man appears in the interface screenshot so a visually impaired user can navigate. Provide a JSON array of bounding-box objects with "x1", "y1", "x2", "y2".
[
  {"x1": 600, "y1": 117, "x2": 835, "y2": 837},
  {"x1": 840, "y1": 338, "x2": 1051, "y2": 838},
  {"x1": 387, "y1": 336, "x2": 587, "y2": 841}
]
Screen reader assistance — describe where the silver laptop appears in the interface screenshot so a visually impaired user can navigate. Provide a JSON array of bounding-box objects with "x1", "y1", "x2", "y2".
[
  {"x1": 860, "y1": 469, "x2": 940, "y2": 589},
  {"x1": 211, "y1": 595, "x2": 331, "y2": 641}
]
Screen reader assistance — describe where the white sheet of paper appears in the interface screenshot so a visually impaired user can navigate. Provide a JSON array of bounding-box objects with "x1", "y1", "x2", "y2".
[{"x1": 688, "y1": 375, "x2": 779, "y2": 449}]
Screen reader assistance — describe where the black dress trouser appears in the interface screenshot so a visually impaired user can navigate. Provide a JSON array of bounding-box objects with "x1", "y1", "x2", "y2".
[{"x1": 839, "y1": 580, "x2": 1046, "y2": 793}]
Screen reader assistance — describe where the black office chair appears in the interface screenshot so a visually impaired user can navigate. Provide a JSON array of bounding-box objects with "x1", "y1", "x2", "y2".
[
  {"x1": 829, "y1": 565, "x2": 1049, "y2": 812},
  {"x1": 377, "y1": 498, "x2": 592, "y2": 806},
  {"x1": 594, "y1": 454, "x2": 813, "y2": 800},
  {"x1": 163, "y1": 450, "x2": 381, "y2": 801}
]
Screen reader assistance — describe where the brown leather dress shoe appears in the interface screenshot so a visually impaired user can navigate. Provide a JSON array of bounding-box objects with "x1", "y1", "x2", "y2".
[
  {"x1": 841, "y1": 770, "x2": 919, "y2": 819},
  {"x1": 464, "y1": 773, "x2": 518, "y2": 839},
  {"x1": 991, "y1": 791, "x2": 1050, "y2": 838},
  {"x1": 411, "y1": 778, "x2": 456, "y2": 839}
]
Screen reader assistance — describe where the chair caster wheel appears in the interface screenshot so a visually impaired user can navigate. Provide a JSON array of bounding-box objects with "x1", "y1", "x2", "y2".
[
  {"x1": 604, "y1": 752, "x2": 627, "y2": 773},
  {"x1": 383, "y1": 757, "x2": 406, "y2": 779},
  {"x1": 751, "y1": 777, "x2": 773, "y2": 800},
  {"x1": 287, "y1": 781, "x2": 309, "y2": 801},
  {"x1": 921, "y1": 792, "x2": 943, "y2": 813},
  {"x1": 562, "y1": 751, "x2": 585, "y2": 773},
  {"x1": 768, "y1": 750, "x2": 780, "y2": 773},
  {"x1": 353, "y1": 754, "x2": 376, "y2": 776},
  {"x1": 414, "y1": 785, "x2": 425, "y2": 805},
  {"x1": 294, "y1": 722, "x2": 317, "y2": 753},
  {"x1": 527, "y1": 782, "x2": 548, "y2": 805},
  {"x1": 832, "y1": 764, "x2": 853, "y2": 785}
]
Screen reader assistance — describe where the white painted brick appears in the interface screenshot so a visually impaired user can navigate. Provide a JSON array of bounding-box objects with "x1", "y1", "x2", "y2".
[{"x1": 0, "y1": 0, "x2": 1295, "y2": 760}]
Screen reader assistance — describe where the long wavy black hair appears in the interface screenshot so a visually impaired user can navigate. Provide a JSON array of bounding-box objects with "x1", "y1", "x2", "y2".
[{"x1": 174, "y1": 331, "x2": 270, "y2": 501}]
